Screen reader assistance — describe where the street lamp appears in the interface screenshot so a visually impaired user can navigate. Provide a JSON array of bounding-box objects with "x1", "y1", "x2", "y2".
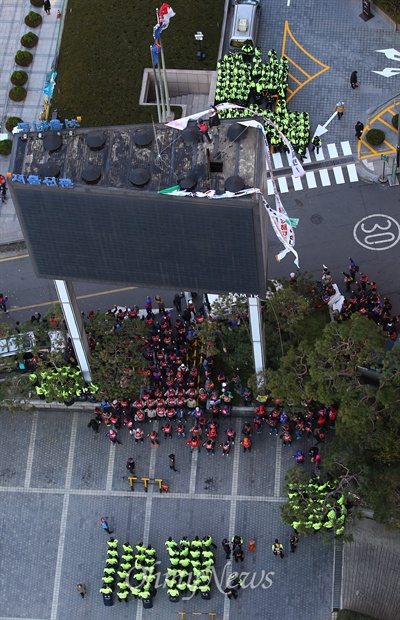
[{"x1": 195, "y1": 31, "x2": 205, "y2": 61}]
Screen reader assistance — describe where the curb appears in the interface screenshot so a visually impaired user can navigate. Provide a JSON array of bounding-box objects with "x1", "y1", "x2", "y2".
[{"x1": 25, "y1": 400, "x2": 262, "y2": 417}]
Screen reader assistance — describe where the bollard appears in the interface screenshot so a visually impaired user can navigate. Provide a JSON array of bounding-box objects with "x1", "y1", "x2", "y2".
[
  {"x1": 128, "y1": 476, "x2": 137, "y2": 491},
  {"x1": 142, "y1": 477, "x2": 149, "y2": 492}
]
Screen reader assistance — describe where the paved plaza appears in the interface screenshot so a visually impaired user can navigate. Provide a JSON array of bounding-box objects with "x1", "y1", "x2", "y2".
[{"x1": 0, "y1": 408, "x2": 336, "y2": 620}]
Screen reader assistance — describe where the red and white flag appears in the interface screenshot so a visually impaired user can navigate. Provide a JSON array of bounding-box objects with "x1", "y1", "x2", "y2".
[{"x1": 158, "y1": 3, "x2": 176, "y2": 29}]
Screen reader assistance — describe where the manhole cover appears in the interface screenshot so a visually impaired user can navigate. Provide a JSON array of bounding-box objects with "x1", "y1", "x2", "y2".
[{"x1": 310, "y1": 214, "x2": 323, "y2": 224}]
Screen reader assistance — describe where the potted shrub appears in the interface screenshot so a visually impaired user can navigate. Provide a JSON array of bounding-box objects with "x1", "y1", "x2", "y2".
[
  {"x1": 0, "y1": 140, "x2": 12, "y2": 156},
  {"x1": 24, "y1": 11, "x2": 42, "y2": 27},
  {"x1": 15, "y1": 50, "x2": 33, "y2": 66},
  {"x1": 365, "y1": 129, "x2": 385, "y2": 146},
  {"x1": 30, "y1": 0, "x2": 44, "y2": 6},
  {"x1": 392, "y1": 114, "x2": 398, "y2": 129},
  {"x1": 6, "y1": 117, "x2": 23, "y2": 132},
  {"x1": 11, "y1": 71, "x2": 28, "y2": 86},
  {"x1": 21, "y1": 32, "x2": 39, "y2": 48},
  {"x1": 9, "y1": 86, "x2": 27, "y2": 102}
]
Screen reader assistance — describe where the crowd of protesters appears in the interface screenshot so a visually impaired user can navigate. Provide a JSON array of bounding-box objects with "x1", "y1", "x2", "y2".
[{"x1": 318, "y1": 258, "x2": 399, "y2": 340}]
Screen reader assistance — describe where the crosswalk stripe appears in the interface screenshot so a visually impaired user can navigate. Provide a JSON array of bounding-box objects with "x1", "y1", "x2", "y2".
[
  {"x1": 303, "y1": 148, "x2": 311, "y2": 164},
  {"x1": 347, "y1": 163, "x2": 358, "y2": 182},
  {"x1": 333, "y1": 166, "x2": 345, "y2": 184},
  {"x1": 278, "y1": 177, "x2": 289, "y2": 193},
  {"x1": 267, "y1": 179, "x2": 274, "y2": 195},
  {"x1": 292, "y1": 175, "x2": 303, "y2": 191},
  {"x1": 319, "y1": 169, "x2": 331, "y2": 186},
  {"x1": 315, "y1": 148, "x2": 325, "y2": 162},
  {"x1": 327, "y1": 143, "x2": 339, "y2": 158},
  {"x1": 306, "y1": 171, "x2": 317, "y2": 188},
  {"x1": 272, "y1": 152, "x2": 284, "y2": 168},
  {"x1": 341, "y1": 141, "x2": 352, "y2": 156}
]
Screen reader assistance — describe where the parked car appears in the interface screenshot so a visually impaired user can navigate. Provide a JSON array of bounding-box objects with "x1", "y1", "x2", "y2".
[{"x1": 229, "y1": 0, "x2": 261, "y2": 51}]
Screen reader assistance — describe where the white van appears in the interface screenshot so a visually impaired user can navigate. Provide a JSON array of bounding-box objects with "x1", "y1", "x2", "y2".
[{"x1": 229, "y1": 0, "x2": 261, "y2": 51}]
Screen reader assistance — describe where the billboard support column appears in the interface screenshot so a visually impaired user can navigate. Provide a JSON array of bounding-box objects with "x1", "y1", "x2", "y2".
[
  {"x1": 248, "y1": 296, "x2": 266, "y2": 376},
  {"x1": 54, "y1": 279, "x2": 92, "y2": 382}
]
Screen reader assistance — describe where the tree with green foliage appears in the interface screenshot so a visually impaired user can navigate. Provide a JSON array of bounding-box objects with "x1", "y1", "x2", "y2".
[
  {"x1": 86, "y1": 311, "x2": 150, "y2": 401},
  {"x1": 281, "y1": 467, "x2": 350, "y2": 537}
]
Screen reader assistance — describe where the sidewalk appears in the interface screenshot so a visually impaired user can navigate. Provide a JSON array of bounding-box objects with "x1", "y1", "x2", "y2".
[{"x1": 0, "y1": 0, "x2": 63, "y2": 246}]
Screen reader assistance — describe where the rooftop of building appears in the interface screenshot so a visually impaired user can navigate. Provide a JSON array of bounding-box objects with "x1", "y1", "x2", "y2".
[{"x1": 10, "y1": 119, "x2": 264, "y2": 196}]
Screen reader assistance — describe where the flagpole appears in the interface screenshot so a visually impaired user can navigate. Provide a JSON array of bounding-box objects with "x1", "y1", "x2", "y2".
[
  {"x1": 159, "y1": 33, "x2": 171, "y2": 119},
  {"x1": 157, "y1": 57, "x2": 166, "y2": 122},
  {"x1": 150, "y1": 45, "x2": 162, "y2": 123}
]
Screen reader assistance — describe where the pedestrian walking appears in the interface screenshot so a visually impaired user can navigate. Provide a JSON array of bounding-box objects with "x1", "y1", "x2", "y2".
[
  {"x1": 220, "y1": 440, "x2": 231, "y2": 456},
  {"x1": 232, "y1": 535, "x2": 243, "y2": 549},
  {"x1": 147, "y1": 430, "x2": 160, "y2": 447},
  {"x1": 1, "y1": 184, "x2": 7, "y2": 203},
  {"x1": 173, "y1": 292, "x2": 184, "y2": 312},
  {"x1": 311, "y1": 135, "x2": 322, "y2": 154},
  {"x1": 186, "y1": 436, "x2": 201, "y2": 452},
  {"x1": 272, "y1": 539, "x2": 284, "y2": 558},
  {"x1": 350, "y1": 71, "x2": 359, "y2": 89},
  {"x1": 76, "y1": 583, "x2": 86, "y2": 598},
  {"x1": 0, "y1": 293, "x2": 8, "y2": 312},
  {"x1": 134, "y1": 428, "x2": 144, "y2": 444},
  {"x1": 169, "y1": 453, "x2": 179, "y2": 473},
  {"x1": 100, "y1": 517, "x2": 113, "y2": 534},
  {"x1": 290, "y1": 534, "x2": 299, "y2": 552},
  {"x1": 355, "y1": 121, "x2": 364, "y2": 140},
  {"x1": 222, "y1": 538, "x2": 231, "y2": 559},
  {"x1": 126, "y1": 458, "x2": 135, "y2": 474},
  {"x1": 154, "y1": 295, "x2": 165, "y2": 314},
  {"x1": 107, "y1": 428, "x2": 122, "y2": 445},
  {"x1": 162, "y1": 422, "x2": 173, "y2": 439},
  {"x1": 334, "y1": 101, "x2": 346, "y2": 120},
  {"x1": 87, "y1": 418, "x2": 101, "y2": 433},
  {"x1": 240, "y1": 435, "x2": 252, "y2": 452},
  {"x1": 43, "y1": 0, "x2": 51, "y2": 15},
  {"x1": 203, "y1": 438, "x2": 215, "y2": 455},
  {"x1": 224, "y1": 586, "x2": 238, "y2": 600},
  {"x1": 234, "y1": 545, "x2": 244, "y2": 563}
]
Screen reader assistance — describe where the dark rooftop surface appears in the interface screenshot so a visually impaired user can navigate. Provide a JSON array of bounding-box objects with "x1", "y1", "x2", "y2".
[{"x1": 11, "y1": 120, "x2": 263, "y2": 194}]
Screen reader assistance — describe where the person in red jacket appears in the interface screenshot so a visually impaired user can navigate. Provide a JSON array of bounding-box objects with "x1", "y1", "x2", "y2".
[
  {"x1": 148, "y1": 430, "x2": 160, "y2": 447},
  {"x1": 162, "y1": 422, "x2": 173, "y2": 439},
  {"x1": 186, "y1": 436, "x2": 201, "y2": 452},
  {"x1": 134, "y1": 428, "x2": 144, "y2": 444}
]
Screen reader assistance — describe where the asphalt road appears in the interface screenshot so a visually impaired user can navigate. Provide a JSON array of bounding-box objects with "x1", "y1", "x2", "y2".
[{"x1": 0, "y1": 179, "x2": 399, "y2": 325}]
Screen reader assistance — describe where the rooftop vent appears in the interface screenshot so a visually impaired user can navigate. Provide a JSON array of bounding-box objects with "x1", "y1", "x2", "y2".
[
  {"x1": 178, "y1": 172, "x2": 198, "y2": 191},
  {"x1": 224, "y1": 175, "x2": 245, "y2": 193},
  {"x1": 130, "y1": 167, "x2": 151, "y2": 187},
  {"x1": 43, "y1": 133, "x2": 62, "y2": 152},
  {"x1": 133, "y1": 129, "x2": 153, "y2": 147},
  {"x1": 81, "y1": 164, "x2": 102, "y2": 184},
  {"x1": 86, "y1": 133, "x2": 106, "y2": 150},
  {"x1": 181, "y1": 127, "x2": 200, "y2": 145}
]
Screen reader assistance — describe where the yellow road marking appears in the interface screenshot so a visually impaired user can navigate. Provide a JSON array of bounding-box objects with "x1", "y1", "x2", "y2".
[
  {"x1": 6, "y1": 286, "x2": 137, "y2": 314},
  {"x1": 358, "y1": 102, "x2": 400, "y2": 159},
  {"x1": 284, "y1": 55, "x2": 311, "y2": 79},
  {"x1": 287, "y1": 72, "x2": 302, "y2": 86},
  {"x1": 0, "y1": 254, "x2": 29, "y2": 262},
  {"x1": 281, "y1": 21, "x2": 330, "y2": 103}
]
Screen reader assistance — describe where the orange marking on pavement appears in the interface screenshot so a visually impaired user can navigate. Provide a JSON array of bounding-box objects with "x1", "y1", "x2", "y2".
[
  {"x1": 287, "y1": 72, "x2": 302, "y2": 86},
  {"x1": 358, "y1": 102, "x2": 400, "y2": 159},
  {"x1": 281, "y1": 21, "x2": 330, "y2": 103}
]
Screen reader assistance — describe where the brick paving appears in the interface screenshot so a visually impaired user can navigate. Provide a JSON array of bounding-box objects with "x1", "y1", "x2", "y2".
[{"x1": 0, "y1": 409, "x2": 335, "y2": 619}]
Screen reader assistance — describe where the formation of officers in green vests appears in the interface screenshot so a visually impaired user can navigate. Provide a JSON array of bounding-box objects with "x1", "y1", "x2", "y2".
[
  {"x1": 99, "y1": 539, "x2": 157, "y2": 604},
  {"x1": 29, "y1": 365, "x2": 98, "y2": 403},
  {"x1": 165, "y1": 535, "x2": 217, "y2": 601},
  {"x1": 215, "y1": 42, "x2": 311, "y2": 158},
  {"x1": 286, "y1": 476, "x2": 348, "y2": 536}
]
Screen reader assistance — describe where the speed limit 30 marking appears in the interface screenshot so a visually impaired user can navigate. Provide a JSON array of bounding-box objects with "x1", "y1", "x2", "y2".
[{"x1": 353, "y1": 214, "x2": 400, "y2": 251}]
